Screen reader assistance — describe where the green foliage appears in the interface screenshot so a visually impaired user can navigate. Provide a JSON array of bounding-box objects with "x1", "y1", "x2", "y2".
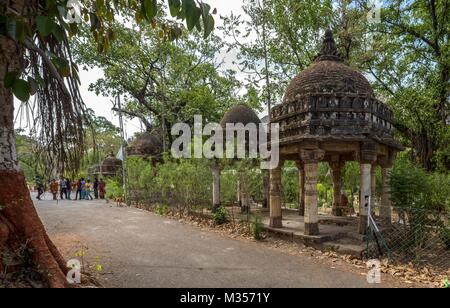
[
  {"x1": 251, "y1": 214, "x2": 264, "y2": 240},
  {"x1": 247, "y1": 169, "x2": 265, "y2": 204},
  {"x1": 2, "y1": 0, "x2": 216, "y2": 175},
  {"x1": 73, "y1": 20, "x2": 240, "y2": 142},
  {"x1": 213, "y1": 206, "x2": 228, "y2": 225},
  {"x1": 155, "y1": 204, "x2": 170, "y2": 216},
  {"x1": 127, "y1": 157, "x2": 212, "y2": 213},
  {"x1": 220, "y1": 168, "x2": 238, "y2": 206},
  {"x1": 221, "y1": 0, "x2": 449, "y2": 171},
  {"x1": 282, "y1": 163, "x2": 298, "y2": 205},
  {"x1": 390, "y1": 157, "x2": 450, "y2": 212},
  {"x1": 105, "y1": 179, "x2": 124, "y2": 200},
  {"x1": 221, "y1": 0, "x2": 336, "y2": 104},
  {"x1": 440, "y1": 227, "x2": 450, "y2": 250},
  {"x1": 390, "y1": 156, "x2": 450, "y2": 249}
]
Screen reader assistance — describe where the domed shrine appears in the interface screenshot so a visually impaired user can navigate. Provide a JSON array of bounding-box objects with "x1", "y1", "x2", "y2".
[
  {"x1": 212, "y1": 105, "x2": 262, "y2": 212},
  {"x1": 127, "y1": 131, "x2": 164, "y2": 159},
  {"x1": 220, "y1": 104, "x2": 262, "y2": 128},
  {"x1": 269, "y1": 30, "x2": 403, "y2": 235},
  {"x1": 90, "y1": 152, "x2": 123, "y2": 178}
]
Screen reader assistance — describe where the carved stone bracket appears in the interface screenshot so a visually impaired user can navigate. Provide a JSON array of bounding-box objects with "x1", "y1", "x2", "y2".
[
  {"x1": 300, "y1": 149, "x2": 325, "y2": 164},
  {"x1": 378, "y1": 152, "x2": 396, "y2": 169},
  {"x1": 360, "y1": 141, "x2": 378, "y2": 164}
]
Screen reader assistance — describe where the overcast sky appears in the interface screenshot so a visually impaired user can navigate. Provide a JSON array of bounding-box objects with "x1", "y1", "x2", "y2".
[{"x1": 14, "y1": 1, "x2": 249, "y2": 139}]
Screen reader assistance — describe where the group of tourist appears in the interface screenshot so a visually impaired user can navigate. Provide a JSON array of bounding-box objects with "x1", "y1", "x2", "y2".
[{"x1": 36, "y1": 176, "x2": 106, "y2": 201}]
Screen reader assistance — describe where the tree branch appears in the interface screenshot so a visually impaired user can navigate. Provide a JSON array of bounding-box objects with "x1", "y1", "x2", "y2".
[
  {"x1": 112, "y1": 107, "x2": 152, "y2": 131},
  {"x1": 23, "y1": 39, "x2": 71, "y2": 98}
]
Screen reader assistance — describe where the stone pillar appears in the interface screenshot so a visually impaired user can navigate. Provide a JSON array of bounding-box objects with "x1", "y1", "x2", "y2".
[
  {"x1": 371, "y1": 165, "x2": 377, "y2": 212},
  {"x1": 269, "y1": 164, "x2": 282, "y2": 228},
  {"x1": 296, "y1": 161, "x2": 305, "y2": 216},
  {"x1": 237, "y1": 179, "x2": 241, "y2": 207},
  {"x1": 380, "y1": 167, "x2": 393, "y2": 225},
  {"x1": 359, "y1": 142, "x2": 378, "y2": 234},
  {"x1": 359, "y1": 164, "x2": 372, "y2": 234},
  {"x1": 262, "y1": 170, "x2": 270, "y2": 209},
  {"x1": 212, "y1": 164, "x2": 221, "y2": 212},
  {"x1": 330, "y1": 161, "x2": 343, "y2": 217},
  {"x1": 240, "y1": 176, "x2": 250, "y2": 214},
  {"x1": 301, "y1": 149, "x2": 325, "y2": 236}
]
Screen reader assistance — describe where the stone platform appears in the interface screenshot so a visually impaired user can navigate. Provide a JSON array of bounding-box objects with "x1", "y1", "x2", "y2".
[{"x1": 232, "y1": 207, "x2": 366, "y2": 257}]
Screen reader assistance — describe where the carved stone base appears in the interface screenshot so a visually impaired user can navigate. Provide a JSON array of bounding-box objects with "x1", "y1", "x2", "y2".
[
  {"x1": 270, "y1": 216, "x2": 282, "y2": 228},
  {"x1": 332, "y1": 207, "x2": 342, "y2": 217},
  {"x1": 304, "y1": 222, "x2": 319, "y2": 236}
]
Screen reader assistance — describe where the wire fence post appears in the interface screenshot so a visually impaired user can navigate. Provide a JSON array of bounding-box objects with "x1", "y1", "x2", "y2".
[{"x1": 117, "y1": 95, "x2": 129, "y2": 206}]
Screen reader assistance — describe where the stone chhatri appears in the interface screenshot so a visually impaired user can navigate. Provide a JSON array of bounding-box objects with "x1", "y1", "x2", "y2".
[{"x1": 269, "y1": 30, "x2": 403, "y2": 235}]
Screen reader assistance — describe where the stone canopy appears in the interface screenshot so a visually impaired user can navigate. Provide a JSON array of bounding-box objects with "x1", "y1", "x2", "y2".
[
  {"x1": 89, "y1": 152, "x2": 122, "y2": 177},
  {"x1": 127, "y1": 131, "x2": 164, "y2": 159},
  {"x1": 268, "y1": 30, "x2": 404, "y2": 236},
  {"x1": 271, "y1": 29, "x2": 403, "y2": 161}
]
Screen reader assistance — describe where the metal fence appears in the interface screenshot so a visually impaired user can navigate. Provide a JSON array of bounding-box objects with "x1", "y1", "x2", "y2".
[{"x1": 365, "y1": 206, "x2": 450, "y2": 271}]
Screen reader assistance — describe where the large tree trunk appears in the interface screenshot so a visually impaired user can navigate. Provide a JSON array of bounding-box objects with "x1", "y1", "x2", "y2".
[{"x1": 0, "y1": 33, "x2": 68, "y2": 287}]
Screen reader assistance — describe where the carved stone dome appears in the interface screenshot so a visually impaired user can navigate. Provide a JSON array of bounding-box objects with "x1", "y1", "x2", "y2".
[
  {"x1": 127, "y1": 131, "x2": 164, "y2": 157},
  {"x1": 220, "y1": 104, "x2": 262, "y2": 155},
  {"x1": 220, "y1": 104, "x2": 261, "y2": 128},
  {"x1": 284, "y1": 60, "x2": 375, "y2": 103},
  {"x1": 101, "y1": 153, "x2": 122, "y2": 175},
  {"x1": 271, "y1": 30, "x2": 403, "y2": 151}
]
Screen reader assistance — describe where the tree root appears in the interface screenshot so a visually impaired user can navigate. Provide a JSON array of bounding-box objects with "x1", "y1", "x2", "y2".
[{"x1": 0, "y1": 171, "x2": 68, "y2": 288}]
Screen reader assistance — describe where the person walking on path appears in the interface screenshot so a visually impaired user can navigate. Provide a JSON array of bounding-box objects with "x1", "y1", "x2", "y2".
[
  {"x1": 59, "y1": 177, "x2": 68, "y2": 200},
  {"x1": 36, "y1": 176, "x2": 44, "y2": 201},
  {"x1": 94, "y1": 177, "x2": 99, "y2": 199},
  {"x1": 85, "y1": 179, "x2": 94, "y2": 200},
  {"x1": 80, "y1": 178, "x2": 86, "y2": 200},
  {"x1": 99, "y1": 179, "x2": 106, "y2": 199},
  {"x1": 66, "y1": 178, "x2": 72, "y2": 200},
  {"x1": 75, "y1": 179, "x2": 82, "y2": 200},
  {"x1": 72, "y1": 180, "x2": 78, "y2": 200},
  {"x1": 50, "y1": 179, "x2": 59, "y2": 200}
]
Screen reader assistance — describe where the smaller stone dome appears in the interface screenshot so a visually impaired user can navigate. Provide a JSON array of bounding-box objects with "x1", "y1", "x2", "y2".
[
  {"x1": 220, "y1": 105, "x2": 262, "y2": 156},
  {"x1": 220, "y1": 104, "x2": 261, "y2": 128},
  {"x1": 101, "y1": 152, "x2": 122, "y2": 175},
  {"x1": 127, "y1": 131, "x2": 164, "y2": 157}
]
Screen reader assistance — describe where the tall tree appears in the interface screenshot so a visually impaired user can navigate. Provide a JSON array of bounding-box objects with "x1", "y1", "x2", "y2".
[
  {"x1": 221, "y1": 0, "x2": 336, "y2": 103},
  {"x1": 222, "y1": 0, "x2": 449, "y2": 170},
  {"x1": 73, "y1": 21, "x2": 242, "y2": 144},
  {"x1": 361, "y1": 0, "x2": 450, "y2": 171},
  {"x1": 0, "y1": 0, "x2": 215, "y2": 287}
]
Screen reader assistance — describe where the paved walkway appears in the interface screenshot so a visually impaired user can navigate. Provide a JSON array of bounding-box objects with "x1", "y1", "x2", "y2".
[{"x1": 34, "y1": 196, "x2": 405, "y2": 288}]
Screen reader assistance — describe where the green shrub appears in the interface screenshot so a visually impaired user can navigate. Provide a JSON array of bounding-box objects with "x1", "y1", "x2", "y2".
[
  {"x1": 213, "y1": 206, "x2": 228, "y2": 225},
  {"x1": 105, "y1": 178, "x2": 124, "y2": 200},
  {"x1": 390, "y1": 157, "x2": 450, "y2": 212},
  {"x1": 155, "y1": 204, "x2": 170, "y2": 216},
  {"x1": 251, "y1": 214, "x2": 264, "y2": 240},
  {"x1": 127, "y1": 157, "x2": 212, "y2": 212},
  {"x1": 390, "y1": 157, "x2": 450, "y2": 250},
  {"x1": 220, "y1": 168, "x2": 238, "y2": 206},
  {"x1": 282, "y1": 163, "x2": 299, "y2": 205}
]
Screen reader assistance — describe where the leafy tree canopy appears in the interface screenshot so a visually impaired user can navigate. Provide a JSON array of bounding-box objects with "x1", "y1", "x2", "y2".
[
  {"x1": 73, "y1": 17, "x2": 246, "y2": 144},
  {"x1": 1, "y1": 0, "x2": 216, "y2": 171}
]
